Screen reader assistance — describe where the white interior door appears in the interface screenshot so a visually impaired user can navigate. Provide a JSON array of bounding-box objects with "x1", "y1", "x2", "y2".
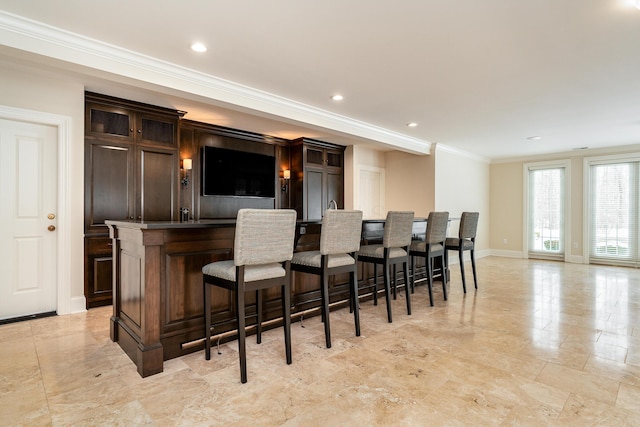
[
  {"x1": 0, "y1": 119, "x2": 58, "y2": 320},
  {"x1": 358, "y1": 165, "x2": 385, "y2": 219}
]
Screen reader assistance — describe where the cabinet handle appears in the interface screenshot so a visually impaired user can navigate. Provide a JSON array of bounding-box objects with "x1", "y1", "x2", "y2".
[
  {"x1": 129, "y1": 216, "x2": 133, "y2": 220},
  {"x1": 130, "y1": 128, "x2": 134, "y2": 133},
  {"x1": 137, "y1": 129, "x2": 142, "y2": 134}
]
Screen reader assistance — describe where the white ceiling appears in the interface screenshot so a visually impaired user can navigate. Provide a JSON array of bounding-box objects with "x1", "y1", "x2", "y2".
[{"x1": 1, "y1": 0, "x2": 640, "y2": 160}]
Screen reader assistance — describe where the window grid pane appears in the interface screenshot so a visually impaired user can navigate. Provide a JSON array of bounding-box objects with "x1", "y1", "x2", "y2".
[
  {"x1": 529, "y1": 168, "x2": 564, "y2": 255},
  {"x1": 590, "y1": 162, "x2": 639, "y2": 264}
]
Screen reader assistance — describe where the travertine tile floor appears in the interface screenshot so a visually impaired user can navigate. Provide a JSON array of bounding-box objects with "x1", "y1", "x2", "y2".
[{"x1": 3, "y1": 257, "x2": 640, "y2": 426}]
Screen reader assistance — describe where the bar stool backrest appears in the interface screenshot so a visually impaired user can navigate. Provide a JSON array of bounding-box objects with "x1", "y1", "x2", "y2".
[
  {"x1": 383, "y1": 211, "x2": 415, "y2": 248},
  {"x1": 320, "y1": 210, "x2": 363, "y2": 256},
  {"x1": 459, "y1": 212, "x2": 479, "y2": 240},
  {"x1": 234, "y1": 209, "x2": 297, "y2": 266},
  {"x1": 426, "y1": 211, "x2": 449, "y2": 245}
]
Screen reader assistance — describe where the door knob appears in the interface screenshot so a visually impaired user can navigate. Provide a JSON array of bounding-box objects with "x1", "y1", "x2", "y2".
[
  {"x1": 48, "y1": 225, "x2": 56, "y2": 232},
  {"x1": 47, "y1": 213, "x2": 55, "y2": 220}
]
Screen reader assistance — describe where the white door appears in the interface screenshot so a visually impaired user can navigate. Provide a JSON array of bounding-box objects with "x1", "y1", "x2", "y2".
[
  {"x1": 358, "y1": 165, "x2": 385, "y2": 219},
  {"x1": 0, "y1": 119, "x2": 58, "y2": 320}
]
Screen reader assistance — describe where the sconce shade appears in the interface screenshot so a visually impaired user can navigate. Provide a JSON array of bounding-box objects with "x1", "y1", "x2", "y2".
[
  {"x1": 183, "y1": 158, "x2": 193, "y2": 170},
  {"x1": 283, "y1": 169, "x2": 290, "y2": 180}
]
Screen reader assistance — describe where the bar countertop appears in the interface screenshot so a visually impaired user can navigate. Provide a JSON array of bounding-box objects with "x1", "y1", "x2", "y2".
[{"x1": 105, "y1": 219, "x2": 238, "y2": 229}]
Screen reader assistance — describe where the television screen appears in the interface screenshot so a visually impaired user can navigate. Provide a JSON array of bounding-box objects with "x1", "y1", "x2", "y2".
[{"x1": 201, "y1": 146, "x2": 276, "y2": 198}]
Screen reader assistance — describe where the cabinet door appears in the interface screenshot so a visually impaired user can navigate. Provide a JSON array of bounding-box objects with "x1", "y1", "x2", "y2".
[
  {"x1": 326, "y1": 149, "x2": 343, "y2": 170},
  {"x1": 305, "y1": 168, "x2": 324, "y2": 220},
  {"x1": 86, "y1": 103, "x2": 134, "y2": 142},
  {"x1": 305, "y1": 146, "x2": 325, "y2": 167},
  {"x1": 85, "y1": 142, "x2": 133, "y2": 232},
  {"x1": 136, "y1": 113, "x2": 178, "y2": 147},
  {"x1": 84, "y1": 237, "x2": 113, "y2": 308},
  {"x1": 137, "y1": 147, "x2": 178, "y2": 221},
  {"x1": 327, "y1": 170, "x2": 344, "y2": 210}
]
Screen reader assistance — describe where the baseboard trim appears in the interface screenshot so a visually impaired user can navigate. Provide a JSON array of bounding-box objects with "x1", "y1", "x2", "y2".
[
  {"x1": 69, "y1": 296, "x2": 87, "y2": 314},
  {"x1": 566, "y1": 255, "x2": 585, "y2": 264},
  {"x1": 489, "y1": 249, "x2": 524, "y2": 258}
]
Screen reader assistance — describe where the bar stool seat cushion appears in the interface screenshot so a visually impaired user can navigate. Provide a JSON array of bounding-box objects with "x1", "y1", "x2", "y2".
[
  {"x1": 411, "y1": 241, "x2": 444, "y2": 253},
  {"x1": 445, "y1": 237, "x2": 474, "y2": 251},
  {"x1": 202, "y1": 260, "x2": 286, "y2": 282},
  {"x1": 358, "y1": 244, "x2": 407, "y2": 259},
  {"x1": 292, "y1": 251, "x2": 355, "y2": 268}
]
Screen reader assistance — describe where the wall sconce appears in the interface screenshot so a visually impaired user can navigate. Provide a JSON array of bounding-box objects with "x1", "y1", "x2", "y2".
[
  {"x1": 281, "y1": 169, "x2": 290, "y2": 192},
  {"x1": 181, "y1": 158, "x2": 192, "y2": 186}
]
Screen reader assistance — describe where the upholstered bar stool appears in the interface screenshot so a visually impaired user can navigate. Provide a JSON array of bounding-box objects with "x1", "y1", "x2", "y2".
[
  {"x1": 357, "y1": 211, "x2": 414, "y2": 323},
  {"x1": 291, "y1": 209, "x2": 363, "y2": 348},
  {"x1": 445, "y1": 211, "x2": 479, "y2": 293},
  {"x1": 202, "y1": 208, "x2": 297, "y2": 383},
  {"x1": 410, "y1": 211, "x2": 449, "y2": 306}
]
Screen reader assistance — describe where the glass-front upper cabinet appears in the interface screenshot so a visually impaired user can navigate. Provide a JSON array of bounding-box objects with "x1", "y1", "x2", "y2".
[
  {"x1": 137, "y1": 114, "x2": 176, "y2": 147},
  {"x1": 85, "y1": 93, "x2": 181, "y2": 147},
  {"x1": 326, "y1": 149, "x2": 343, "y2": 169},
  {"x1": 87, "y1": 104, "x2": 132, "y2": 140},
  {"x1": 304, "y1": 145, "x2": 343, "y2": 170},
  {"x1": 305, "y1": 146, "x2": 324, "y2": 166}
]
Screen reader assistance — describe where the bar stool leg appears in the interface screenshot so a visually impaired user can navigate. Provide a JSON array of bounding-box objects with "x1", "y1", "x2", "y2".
[
  {"x1": 410, "y1": 256, "x2": 416, "y2": 294},
  {"x1": 236, "y1": 287, "x2": 247, "y2": 384},
  {"x1": 320, "y1": 272, "x2": 332, "y2": 348},
  {"x1": 282, "y1": 283, "x2": 292, "y2": 364},
  {"x1": 403, "y1": 258, "x2": 411, "y2": 315},
  {"x1": 256, "y1": 289, "x2": 263, "y2": 344},
  {"x1": 204, "y1": 281, "x2": 211, "y2": 360},
  {"x1": 459, "y1": 248, "x2": 467, "y2": 293},
  {"x1": 392, "y1": 265, "x2": 397, "y2": 300},
  {"x1": 383, "y1": 260, "x2": 393, "y2": 323},
  {"x1": 471, "y1": 248, "x2": 478, "y2": 289},
  {"x1": 373, "y1": 264, "x2": 378, "y2": 305},
  {"x1": 351, "y1": 269, "x2": 361, "y2": 337},
  {"x1": 441, "y1": 254, "x2": 448, "y2": 301},
  {"x1": 427, "y1": 257, "x2": 434, "y2": 306}
]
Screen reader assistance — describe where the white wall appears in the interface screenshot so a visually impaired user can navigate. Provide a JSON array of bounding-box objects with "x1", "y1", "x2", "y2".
[
  {"x1": 435, "y1": 145, "x2": 490, "y2": 254},
  {"x1": 385, "y1": 149, "x2": 434, "y2": 216},
  {"x1": 0, "y1": 58, "x2": 86, "y2": 311}
]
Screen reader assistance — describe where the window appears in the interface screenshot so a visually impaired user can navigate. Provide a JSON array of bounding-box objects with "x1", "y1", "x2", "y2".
[
  {"x1": 524, "y1": 161, "x2": 570, "y2": 260},
  {"x1": 587, "y1": 157, "x2": 640, "y2": 266}
]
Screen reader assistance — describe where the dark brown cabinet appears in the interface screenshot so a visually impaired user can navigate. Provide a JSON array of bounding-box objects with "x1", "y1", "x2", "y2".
[
  {"x1": 290, "y1": 138, "x2": 344, "y2": 220},
  {"x1": 84, "y1": 92, "x2": 183, "y2": 308}
]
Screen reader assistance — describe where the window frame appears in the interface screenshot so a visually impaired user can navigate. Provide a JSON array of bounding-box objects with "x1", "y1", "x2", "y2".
[
  {"x1": 523, "y1": 159, "x2": 571, "y2": 261},
  {"x1": 584, "y1": 153, "x2": 640, "y2": 267}
]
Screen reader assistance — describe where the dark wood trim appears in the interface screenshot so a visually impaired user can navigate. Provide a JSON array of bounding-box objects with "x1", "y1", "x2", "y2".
[{"x1": 85, "y1": 91, "x2": 186, "y2": 118}]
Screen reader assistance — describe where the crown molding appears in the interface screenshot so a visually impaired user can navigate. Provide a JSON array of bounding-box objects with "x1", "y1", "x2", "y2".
[
  {"x1": 0, "y1": 10, "x2": 431, "y2": 155},
  {"x1": 435, "y1": 142, "x2": 490, "y2": 163}
]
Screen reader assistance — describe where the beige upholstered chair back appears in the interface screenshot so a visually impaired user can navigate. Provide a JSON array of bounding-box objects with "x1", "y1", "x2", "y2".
[
  {"x1": 383, "y1": 211, "x2": 415, "y2": 248},
  {"x1": 459, "y1": 212, "x2": 479, "y2": 239},
  {"x1": 320, "y1": 210, "x2": 363, "y2": 255},
  {"x1": 426, "y1": 211, "x2": 449, "y2": 244},
  {"x1": 234, "y1": 209, "x2": 297, "y2": 266}
]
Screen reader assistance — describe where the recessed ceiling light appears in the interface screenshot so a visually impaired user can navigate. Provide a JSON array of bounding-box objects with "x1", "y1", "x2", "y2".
[
  {"x1": 526, "y1": 135, "x2": 542, "y2": 141},
  {"x1": 331, "y1": 94, "x2": 344, "y2": 101},
  {"x1": 191, "y1": 42, "x2": 207, "y2": 53},
  {"x1": 407, "y1": 122, "x2": 418, "y2": 127}
]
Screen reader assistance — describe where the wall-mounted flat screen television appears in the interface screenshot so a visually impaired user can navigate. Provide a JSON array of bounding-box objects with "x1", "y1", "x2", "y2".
[{"x1": 201, "y1": 146, "x2": 276, "y2": 198}]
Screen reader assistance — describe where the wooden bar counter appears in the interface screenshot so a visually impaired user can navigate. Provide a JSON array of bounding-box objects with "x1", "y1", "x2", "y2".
[{"x1": 106, "y1": 218, "x2": 433, "y2": 377}]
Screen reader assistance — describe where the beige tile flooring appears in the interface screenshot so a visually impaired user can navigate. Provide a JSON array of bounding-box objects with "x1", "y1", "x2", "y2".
[{"x1": 3, "y1": 257, "x2": 640, "y2": 425}]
